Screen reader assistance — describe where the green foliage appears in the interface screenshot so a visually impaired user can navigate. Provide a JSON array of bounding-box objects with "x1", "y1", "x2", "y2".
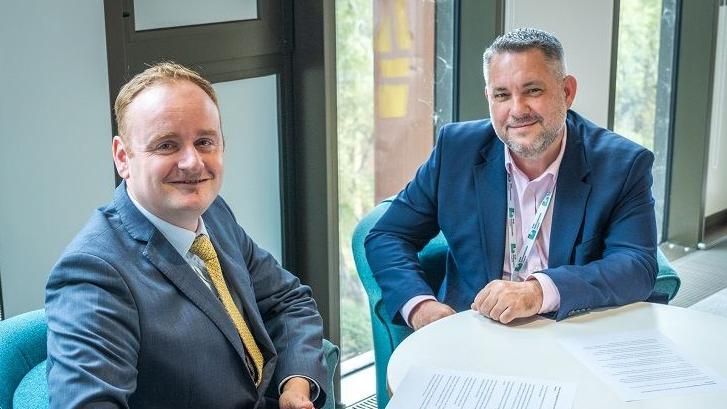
[
  {"x1": 614, "y1": 0, "x2": 662, "y2": 150},
  {"x1": 336, "y1": 0, "x2": 376, "y2": 360},
  {"x1": 340, "y1": 298, "x2": 373, "y2": 361}
]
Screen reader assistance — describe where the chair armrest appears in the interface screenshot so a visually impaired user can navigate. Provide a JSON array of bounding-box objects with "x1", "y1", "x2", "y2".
[
  {"x1": 321, "y1": 339, "x2": 340, "y2": 409},
  {"x1": 653, "y1": 248, "x2": 681, "y2": 301}
]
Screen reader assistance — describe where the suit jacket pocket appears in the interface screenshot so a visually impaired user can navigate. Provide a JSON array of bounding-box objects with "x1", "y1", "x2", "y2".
[{"x1": 574, "y1": 236, "x2": 604, "y2": 264}]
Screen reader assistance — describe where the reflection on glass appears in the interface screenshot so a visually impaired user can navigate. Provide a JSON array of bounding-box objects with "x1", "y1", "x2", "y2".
[
  {"x1": 134, "y1": 0, "x2": 257, "y2": 31},
  {"x1": 214, "y1": 76, "x2": 282, "y2": 262},
  {"x1": 336, "y1": 0, "x2": 454, "y2": 366}
]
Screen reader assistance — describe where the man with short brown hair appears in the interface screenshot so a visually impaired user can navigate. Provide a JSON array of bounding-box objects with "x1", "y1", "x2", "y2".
[{"x1": 46, "y1": 62, "x2": 327, "y2": 409}]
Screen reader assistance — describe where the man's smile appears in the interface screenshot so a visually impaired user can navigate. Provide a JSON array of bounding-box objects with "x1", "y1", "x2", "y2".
[
  {"x1": 507, "y1": 118, "x2": 540, "y2": 130},
  {"x1": 168, "y1": 177, "x2": 212, "y2": 185}
]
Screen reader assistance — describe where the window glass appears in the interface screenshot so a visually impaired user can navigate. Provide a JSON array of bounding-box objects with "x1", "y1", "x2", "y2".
[
  {"x1": 134, "y1": 0, "x2": 257, "y2": 31},
  {"x1": 614, "y1": 0, "x2": 678, "y2": 240},
  {"x1": 705, "y1": 4, "x2": 727, "y2": 219},
  {"x1": 215, "y1": 76, "x2": 282, "y2": 261},
  {"x1": 335, "y1": 0, "x2": 454, "y2": 371}
]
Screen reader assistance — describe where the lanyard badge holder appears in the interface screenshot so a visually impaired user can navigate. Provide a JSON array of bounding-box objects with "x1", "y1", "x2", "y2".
[{"x1": 507, "y1": 173, "x2": 555, "y2": 280}]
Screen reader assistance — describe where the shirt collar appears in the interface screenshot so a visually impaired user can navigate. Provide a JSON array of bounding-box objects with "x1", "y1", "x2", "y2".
[
  {"x1": 504, "y1": 126, "x2": 568, "y2": 182},
  {"x1": 127, "y1": 189, "x2": 208, "y2": 257}
]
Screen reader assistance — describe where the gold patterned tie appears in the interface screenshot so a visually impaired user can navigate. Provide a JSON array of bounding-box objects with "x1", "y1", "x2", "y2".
[{"x1": 190, "y1": 234, "x2": 264, "y2": 386}]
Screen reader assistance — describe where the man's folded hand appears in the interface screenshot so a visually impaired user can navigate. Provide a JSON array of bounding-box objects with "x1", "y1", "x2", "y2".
[{"x1": 471, "y1": 279, "x2": 543, "y2": 324}]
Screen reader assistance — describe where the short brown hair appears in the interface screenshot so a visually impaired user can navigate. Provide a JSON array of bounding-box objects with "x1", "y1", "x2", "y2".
[{"x1": 114, "y1": 62, "x2": 219, "y2": 136}]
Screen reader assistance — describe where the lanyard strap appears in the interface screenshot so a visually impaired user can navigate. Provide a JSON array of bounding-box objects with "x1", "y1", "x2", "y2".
[{"x1": 507, "y1": 173, "x2": 555, "y2": 277}]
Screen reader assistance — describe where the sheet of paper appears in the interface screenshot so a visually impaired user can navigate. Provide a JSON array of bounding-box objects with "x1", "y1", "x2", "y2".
[
  {"x1": 559, "y1": 330, "x2": 727, "y2": 401},
  {"x1": 386, "y1": 366, "x2": 575, "y2": 409}
]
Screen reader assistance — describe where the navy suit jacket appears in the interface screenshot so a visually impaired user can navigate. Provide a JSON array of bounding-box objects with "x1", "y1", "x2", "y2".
[
  {"x1": 46, "y1": 183, "x2": 327, "y2": 408},
  {"x1": 365, "y1": 110, "x2": 657, "y2": 322}
]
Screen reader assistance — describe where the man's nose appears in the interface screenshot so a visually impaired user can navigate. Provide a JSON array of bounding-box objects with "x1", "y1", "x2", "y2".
[
  {"x1": 510, "y1": 95, "x2": 531, "y2": 116},
  {"x1": 178, "y1": 145, "x2": 204, "y2": 170}
]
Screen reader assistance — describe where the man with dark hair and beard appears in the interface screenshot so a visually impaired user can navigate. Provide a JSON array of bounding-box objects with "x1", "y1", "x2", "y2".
[{"x1": 365, "y1": 28, "x2": 657, "y2": 330}]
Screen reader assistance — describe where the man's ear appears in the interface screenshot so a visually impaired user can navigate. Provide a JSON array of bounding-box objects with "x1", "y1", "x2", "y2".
[
  {"x1": 112, "y1": 136, "x2": 130, "y2": 179},
  {"x1": 563, "y1": 75, "x2": 577, "y2": 108}
]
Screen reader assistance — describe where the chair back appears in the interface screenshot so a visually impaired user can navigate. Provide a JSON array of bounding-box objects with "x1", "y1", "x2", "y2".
[
  {"x1": 353, "y1": 199, "x2": 449, "y2": 407},
  {"x1": 0, "y1": 309, "x2": 48, "y2": 409}
]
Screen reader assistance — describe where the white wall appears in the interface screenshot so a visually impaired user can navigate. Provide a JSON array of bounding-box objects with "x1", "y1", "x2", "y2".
[
  {"x1": 0, "y1": 1, "x2": 114, "y2": 317},
  {"x1": 706, "y1": 5, "x2": 727, "y2": 217},
  {"x1": 0, "y1": 3, "x2": 286, "y2": 318},
  {"x1": 504, "y1": 0, "x2": 615, "y2": 127}
]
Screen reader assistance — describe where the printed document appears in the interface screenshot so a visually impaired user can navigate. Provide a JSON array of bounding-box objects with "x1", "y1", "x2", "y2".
[
  {"x1": 386, "y1": 366, "x2": 575, "y2": 409},
  {"x1": 559, "y1": 330, "x2": 727, "y2": 401}
]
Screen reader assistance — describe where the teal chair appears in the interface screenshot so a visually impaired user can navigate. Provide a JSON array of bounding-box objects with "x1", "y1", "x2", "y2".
[
  {"x1": 653, "y1": 248, "x2": 681, "y2": 304},
  {"x1": 0, "y1": 310, "x2": 47, "y2": 409},
  {"x1": 352, "y1": 198, "x2": 681, "y2": 408},
  {"x1": 0, "y1": 309, "x2": 340, "y2": 409}
]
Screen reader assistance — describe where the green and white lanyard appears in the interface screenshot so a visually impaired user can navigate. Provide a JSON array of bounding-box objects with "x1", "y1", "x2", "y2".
[{"x1": 507, "y1": 172, "x2": 555, "y2": 279}]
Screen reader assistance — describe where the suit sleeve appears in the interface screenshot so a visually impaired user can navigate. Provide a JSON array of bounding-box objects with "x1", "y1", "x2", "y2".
[
  {"x1": 46, "y1": 252, "x2": 140, "y2": 409},
  {"x1": 231, "y1": 221, "x2": 327, "y2": 407},
  {"x1": 364, "y1": 124, "x2": 447, "y2": 324},
  {"x1": 547, "y1": 148, "x2": 658, "y2": 320}
]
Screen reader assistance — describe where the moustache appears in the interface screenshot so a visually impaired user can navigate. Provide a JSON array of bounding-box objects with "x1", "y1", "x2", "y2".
[{"x1": 507, "y1": 114, "x2": 543, "y2": 127}]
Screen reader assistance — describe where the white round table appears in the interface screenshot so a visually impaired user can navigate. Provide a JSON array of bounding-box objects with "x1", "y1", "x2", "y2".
[{"x1": 387, "y1": 302, "x2": 727, "y2": 408}]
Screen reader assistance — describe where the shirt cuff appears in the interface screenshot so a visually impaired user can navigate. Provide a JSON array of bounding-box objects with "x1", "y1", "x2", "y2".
[
  {"x1": 527, "y1": 272, "x2": 560, "y2": 314},
  {"x1": 279, "y1": 375, "x2": 320, "y2": 402},
  {"x1": 401, "y1": 295, "x2": 437, "y2": 328}
]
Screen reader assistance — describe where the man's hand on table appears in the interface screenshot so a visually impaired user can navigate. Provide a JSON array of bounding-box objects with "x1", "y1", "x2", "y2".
[
  {"x1": 471, "y1": 279, "x2": 543, "y2": 324},
  {"x1": 409, "y1": 300, "x2": 456, "y2": 331}
]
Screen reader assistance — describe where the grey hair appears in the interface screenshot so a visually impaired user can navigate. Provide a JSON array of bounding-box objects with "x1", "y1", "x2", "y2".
[{"x1": 482, "y1": 28, "x2": 567, "y2": 83}]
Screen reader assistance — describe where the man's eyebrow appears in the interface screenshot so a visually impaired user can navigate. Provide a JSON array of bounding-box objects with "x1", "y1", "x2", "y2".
[
  {"x1": 198, "y1": 129, "x2": 220, "y2": 137},
  {"x1": 146, "y1": 129, "x2": 219, "y2": 144},
  {"x1": 144, "y1": 132, "x2": 177, "y2": 147},
  {"x1": 490, "y1": 81, "x2": 545, "y2": 92}
]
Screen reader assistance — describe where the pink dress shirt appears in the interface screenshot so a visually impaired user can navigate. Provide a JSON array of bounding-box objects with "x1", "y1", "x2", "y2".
[{"x1": 401, "y1": 131, "x2": 567, "y2": 326}]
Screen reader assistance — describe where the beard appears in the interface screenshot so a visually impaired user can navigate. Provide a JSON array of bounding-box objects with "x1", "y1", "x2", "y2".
[{"x1": 497, "y1": 112, "x2": 564, "y2": 159}]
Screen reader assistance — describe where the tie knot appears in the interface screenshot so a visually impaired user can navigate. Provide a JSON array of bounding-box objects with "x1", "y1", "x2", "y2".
[{"x1": 190, "y1": 234, "x2": 217, "y2": 263}]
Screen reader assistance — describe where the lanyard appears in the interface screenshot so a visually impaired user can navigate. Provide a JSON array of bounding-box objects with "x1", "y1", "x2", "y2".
[{"x1": 506, "y1": 172, "x2": 555, "y2": 278}]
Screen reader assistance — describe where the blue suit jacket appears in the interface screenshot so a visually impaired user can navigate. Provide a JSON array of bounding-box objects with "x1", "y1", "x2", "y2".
[
  {"x1": 365, "y1": 110, "x2": 657, "y2": 322},
  {"x1": 46, "y1": 183, "x2": 327, "y2": 408}
]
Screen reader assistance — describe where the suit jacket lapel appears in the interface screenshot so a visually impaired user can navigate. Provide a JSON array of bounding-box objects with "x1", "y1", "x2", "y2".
[
  {"x1": 145, "y1": 233, "x2": 251, "y2": 365},
  {"x1": 114, "y1": 183, "x2": 250, "y2": 367},
  {"x1": 473, "y1": 139, "x2": 507, "y2": 283},
  {"x1": 550, "y1": 126, "x2": 591, "y2": 267}
]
